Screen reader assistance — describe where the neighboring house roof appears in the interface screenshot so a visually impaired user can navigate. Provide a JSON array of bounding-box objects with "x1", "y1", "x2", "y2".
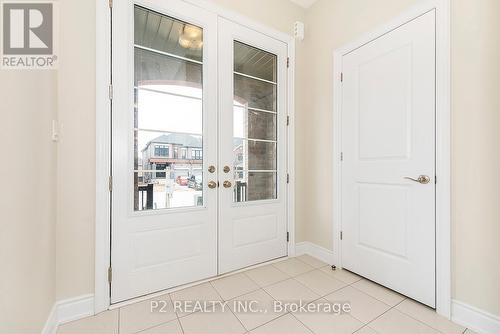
[{"x1": 143, "y1": 133, "x2": 202, "y2": 151}]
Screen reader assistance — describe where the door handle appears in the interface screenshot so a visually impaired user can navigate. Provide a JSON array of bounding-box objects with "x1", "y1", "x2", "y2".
[
  {"x1": 404, "y1": 175, "x2": 431, "y2": 184},
  {"x1": 223, "y1": 180, "x2": 232, "y2": 188},
  {"x1": 208, "y1": 181, "x2": 217, "y2": 189}
]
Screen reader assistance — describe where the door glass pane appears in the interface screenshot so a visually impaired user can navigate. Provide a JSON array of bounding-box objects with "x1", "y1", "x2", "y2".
[
  {"x1": 234, "y1": 171, "x2": 277, "y2": 202},
  {"x1": 134, "y1": 5, "x2": 204, "y2": 211},
  {"x1": 232, "y1": 41, "x2": 277, "y2": 202},
  {"x1": 234, "y1": 106, "x2": 276, "y2": 141}
]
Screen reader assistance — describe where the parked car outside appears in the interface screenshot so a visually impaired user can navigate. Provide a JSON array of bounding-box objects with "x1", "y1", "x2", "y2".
[{"x1": 176, "y1": 175, "x2": 188, "y2": 186}]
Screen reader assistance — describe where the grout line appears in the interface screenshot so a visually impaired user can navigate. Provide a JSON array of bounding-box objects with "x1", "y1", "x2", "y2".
[
  {"x1": 134, "y1": 318, "x2": 181, "y2": 334},
  {"x1": 225, "y1": 297, "x2": 250, "y2": 332},
  {"x1": 245, "y1": 312, "x2": 292, "y2": 333},
  {"x1": 389, "y1": 304, "x2": 455, "y2": 334},
  {"x1": 210, "y1": 274, "x2": 261, "y2": 301},
  {"x1": 177, "y1": 317, "x2": 186, "y2": 334},
  {"x1": 348, "y1": 281, "x2": 404, "y2": 307},
  {"x1": 289, "y1": 312, "x2": 317, "y2": 334}
]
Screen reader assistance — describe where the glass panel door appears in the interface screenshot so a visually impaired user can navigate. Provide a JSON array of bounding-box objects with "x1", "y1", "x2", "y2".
[
  {"x1": 218, "y1": 18, "x2": 288, "y2": 274},
  {"x1": 233, "y1": 42, "x2": 278, "y2": 202},
  {"x1": 111, "y1": 0, "x2": 218, "y2": 303},
  {"x1": 134, "y1": 5, "x2": 204, "y2": 210}
]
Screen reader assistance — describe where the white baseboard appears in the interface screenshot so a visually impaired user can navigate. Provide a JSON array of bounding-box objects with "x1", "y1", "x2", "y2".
[
  {"x1": 295, "y1": 241, "x2": 335, "y2": 264},
  {"x1": 41, "y1": 304, "x2": 58, "y2": 334},
  {"x1": 42, "y1": 294, "x2": 95, "y2": 334},
  {"x1": 452, "y1": 299, "x2": 500, "y2": 334}
]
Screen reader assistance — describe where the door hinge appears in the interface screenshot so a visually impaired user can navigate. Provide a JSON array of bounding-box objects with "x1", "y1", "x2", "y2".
[
  {"x1": 108, "y1": 0, "x2": 113, "y2": 8},
  {"x1": 286, "y1": 232, "x2": 290, "y2": 242},
  {"x1": 286, "y1": 173, "x2": 290, "y2": 184},
  {"x1": 108, "y1": 84, "x2": 113, "y2": 100},
  {"x1": 340, "y1": 72, "x2": 343, "y2": 82},
  {"x1": 108, "y1": 176, "x2": 113, "y2": 192},
  {"x1": 340, "y1": 231, "x2": 343, "y2": 240},
  {"x1": 287, "y1": 57, "x2": 290, "y2": 68},
  {"x1": 107, "y1": 266, "x2": 112, "y2": 283},
  {"x1": 286, "y1": 115, "x2": 290, "y2": 126},
  {"x1": 340, "y1": 152, "x2": 344, "y2": 161}
]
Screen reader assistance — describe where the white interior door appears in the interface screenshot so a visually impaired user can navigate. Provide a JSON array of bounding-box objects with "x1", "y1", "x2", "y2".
[
  {"x1": 111, "y1": 0, "x2": 218, "y2": 303},
  {"x1": 218, "y1": 18, "x2": 288, "y2": 273},
  {"x1": 341, "y1": 11, "x2": 436, "y2": 307}
]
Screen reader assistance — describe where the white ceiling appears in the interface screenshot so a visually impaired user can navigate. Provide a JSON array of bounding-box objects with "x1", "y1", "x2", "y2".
[{"x1": 289, "y1": 0, "x2": 318, "y2": 9}]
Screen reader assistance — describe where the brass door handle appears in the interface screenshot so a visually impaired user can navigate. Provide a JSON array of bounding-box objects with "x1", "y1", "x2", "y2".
[
  {"x1": 208, "y1": 181, "x2": 217, "y2": 189},
  {"x1": 404, "y1": 175, "x2": 430, "y2": 184},
  {"x1": 223, "y1": 166, "x2": 230, "y2": 173},
  {"x1": 208, "y1": 165, "x2": 215, "y2": 173},
  {"x1": 223, "y1": 180, "x2": 232, "y2": 188}
]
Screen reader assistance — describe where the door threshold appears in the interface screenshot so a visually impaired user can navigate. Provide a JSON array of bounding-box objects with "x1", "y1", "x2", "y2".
[{"x1": 109, "y1": 255, "x2": 289, "y2": 310}]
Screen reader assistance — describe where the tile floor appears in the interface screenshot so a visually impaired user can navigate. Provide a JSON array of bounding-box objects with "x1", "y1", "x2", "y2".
[{"x1": 57, "y1": 255, "x2": 473, "y2": 334}]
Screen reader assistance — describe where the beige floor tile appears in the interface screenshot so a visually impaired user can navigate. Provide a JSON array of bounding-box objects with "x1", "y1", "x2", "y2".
[
  {"x1": 273, "y1": 258, "x2": 314, "y2": 276},
  {"x1": 295, "y1": 269, "x2": 347, "y2": 296},
  {"x1": 170, "y1": 282, "x2": 222, "y2": 317},
  {"x1": 249, "y1": 314, "x2": 313, "y2": 334},
  {"x1": 325, "y1": 286, "x2": 391, "y2": 324},
  {"x1": 351, "y1": 279, "x2": 405, "y2": 306},
  {"x1": 292, "y1": 299, "x2": 364, "y2": 334},
  {"x1": 119, "y1": 294, "x2": 176, "y2": 334},
  {"x1": 57, "y1": 309, "x2": 118, "y2": 334},
  {"x1": 319, "y1": 267, "x2": 362, "y2": 284},
  {"x1": 264, "y1": 278, "x2": 319, "y2": 303},
  {"x1": 396, "y1": 299, "x2": 466, "y2": 334},
  {"x1": 296, "y1": 254, "x2": 329, "y2": 268},
  {"x1": 179, "y1": 304, "x2": 246, "y2": 334},
  {"x1": 229, "y1": 289, "x2": 285, "y2": 330},
  {"x1": 464, "y1": 330, "x2": 479, "y2": 334},
  {"x1": 211, "y1": 272, "x2": 260, "y2": 300},
  {"x1": 355, "y1": 326, "x2": 379, "y2": 334},
  {"x1": 369, "y1": 309, "x2": 441, "y2": 334},
  {"x1": 244, "y1": 264, "x2": 291, "y2": 287},
  {"x1": 138, "y1": 319, "x2": 183, "y2": 334}
]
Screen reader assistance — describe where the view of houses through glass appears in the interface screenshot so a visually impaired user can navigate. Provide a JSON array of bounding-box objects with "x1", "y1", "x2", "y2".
[
  {"x1": 133, "y1": 6, "x2": 278, "y2": 210},
  {"x1": 134, "y1": 6, "x2": 204, "y2": 211}
]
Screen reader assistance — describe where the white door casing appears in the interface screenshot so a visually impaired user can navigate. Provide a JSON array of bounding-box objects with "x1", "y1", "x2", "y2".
[
  {"x1": 218, "y1": 18, "x2": 288, "y2": 274},
  {"x1": 341, "y1": 10, "x2": 436, "y2": 307},
  {"x1": 111, "y1": 0, "x2": 218, "y2": 303}
]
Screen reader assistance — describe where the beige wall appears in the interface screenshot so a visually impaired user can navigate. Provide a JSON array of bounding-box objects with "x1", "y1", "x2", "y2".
[
  {"x1": 451, "y1": 0, "x2": 500, "y2": 316},
  {"x1": 56, "y1": 0, "x2": 97, "y2": 300},
  {"x1": 295, "y1": 0, "x2": 420, "y2": 250},
  {"x1": 0, "y1": 71, "x2": 57, "y2": 333},
  {"x1": 208, "y1": 0, "x2": 304, "y2": 35},
  {"x1": 53, "y1": 0, "x2": 500, "y2": 321}
]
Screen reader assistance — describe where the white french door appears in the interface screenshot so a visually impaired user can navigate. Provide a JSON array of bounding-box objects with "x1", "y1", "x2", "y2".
[
  {"x1": 111, "y1": 0, "x2": 288, "y2": 303},
  {"x1": 341, "y1": 11, "x2": 436, "y2": 307},
  {"x1": 218, "y1": 19, "x2": 288, "y2": 274}
]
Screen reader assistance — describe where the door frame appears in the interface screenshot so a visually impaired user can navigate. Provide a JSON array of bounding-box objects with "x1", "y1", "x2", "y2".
[
  {"x1": 94, "y1": 0, "x2": 296, "y2": 313},
  {"x1": 332, "y1": 0, "x2": 451, "y2": 317}
]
